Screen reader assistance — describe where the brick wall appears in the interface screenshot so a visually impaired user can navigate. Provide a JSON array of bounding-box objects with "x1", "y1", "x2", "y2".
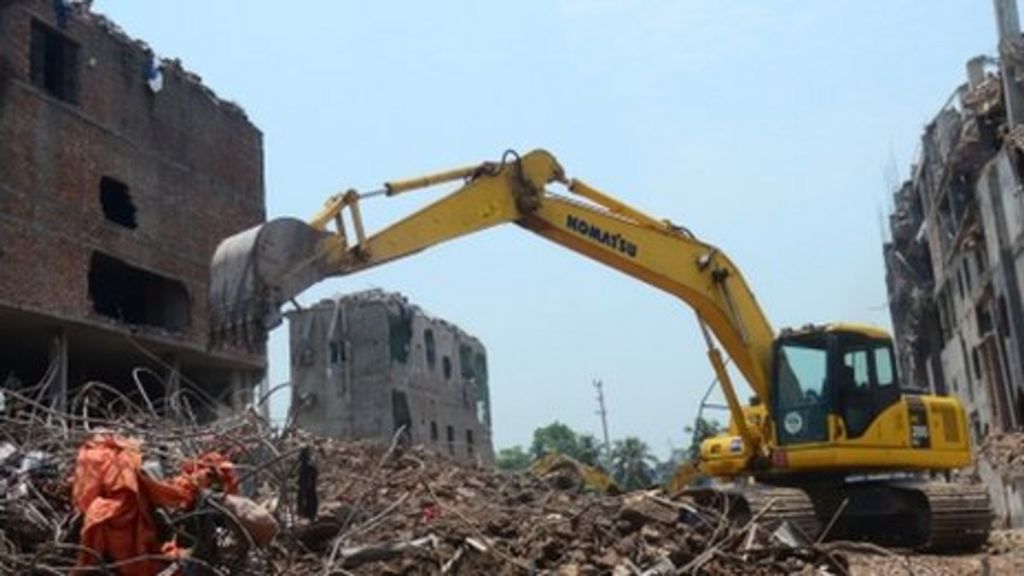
[{"x1": 0, "y1": 0, "x2": 265, "y2": 362}]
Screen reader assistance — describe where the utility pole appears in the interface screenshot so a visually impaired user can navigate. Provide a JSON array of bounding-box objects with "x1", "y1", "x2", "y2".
[{"x1": 593, "y1": 379, "x2": 611, "y2": 460}]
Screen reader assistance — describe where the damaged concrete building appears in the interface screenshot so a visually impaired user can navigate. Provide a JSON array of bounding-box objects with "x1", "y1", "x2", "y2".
[
  {"x1": 288, "y1": 291, "x2": 494, "y2": 465},
  {"x1": 884, "y1": 5, "x2": 1024, "y2": 439},
  {"x1": 0, "y1": 0, "x2": 266, "y2": 417},
  {"x1": 884, "y1": 0, "x2": 1024, "y2": 526}
]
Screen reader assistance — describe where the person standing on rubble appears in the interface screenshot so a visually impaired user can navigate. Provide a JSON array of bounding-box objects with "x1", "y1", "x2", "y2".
[{"x1": 297, "y1": 446, "x2": 319, "y2": 521}]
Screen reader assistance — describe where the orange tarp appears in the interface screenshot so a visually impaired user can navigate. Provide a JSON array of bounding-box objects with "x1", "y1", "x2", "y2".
[{"x1": 72, "y1": 434, "x2": 238, "y2": 576}]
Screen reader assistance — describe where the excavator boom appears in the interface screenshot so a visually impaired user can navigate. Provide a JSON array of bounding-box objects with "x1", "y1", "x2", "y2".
[{"x1": 210, "y1": 149, "x2": 777, "y2": 454}]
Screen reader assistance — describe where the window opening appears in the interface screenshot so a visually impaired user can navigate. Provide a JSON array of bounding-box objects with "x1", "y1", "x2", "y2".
[
  {"x1": 430, "y1": 421, "x2": 438, "y2": 442},
  {"x1": 329, "y1": 341, "x2": 346, "y2": 365},
  {"x1": 474, "y1": 353, "x2": 491, "y2": 426},
  {"x1": 388, "y1": 308, "x2": 413, "y2": 363},
  {"x1": 442, "y1": 356, "x2": 452, "y2": 380},
  {"x1": 972, "y1": 347, "x2": 983, "y2": 380},
  {"x1": 977, "y1": 301, "x2": 994, "y2": 335},
  {"x1": 424, "y1": 329, "x2": 436, "y2": 369},
  {"x1": 88, "y1": 252, "x2": 189, "y2": 331},
  {"x1": 30, "y1": 20, "x2": 78, "y2": 103},
  {"x1": 459, "y1": 344, "x2": 475, "y2": 379},
  {"x1": 391, "y1": 391, "x2": 412, "y2": 437},
  {"x1": 998, "y1": 297, "x2": 1011, "y2": 334},
  {"x1": 99, "y1": 177, "x2": 137, "y2": 229},
  {"x1": 446, "y1": 425, "x2": 455, "y2": 455}
]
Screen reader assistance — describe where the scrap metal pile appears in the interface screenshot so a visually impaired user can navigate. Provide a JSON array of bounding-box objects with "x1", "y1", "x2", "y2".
[{"x1": 0, "y1": 385, "x2": 849, "y2": 575}]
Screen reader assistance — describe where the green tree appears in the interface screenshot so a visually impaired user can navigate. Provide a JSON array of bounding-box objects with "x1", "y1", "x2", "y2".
[
  {"x1": 530, "y1": 421, "x2": 581, "y2": 460},
  {"x1": 684, "y1": 417, "x2": 723, "y2": 461},
  {"x1": 576, "y1": 433, "x2": 604, "y2": 467},
  {"x1": 495, "y1": 445, "x2": 532, "y2": 471},
  {"x1": 611, "y1": 436, "x2": 659, "y2": 490}
]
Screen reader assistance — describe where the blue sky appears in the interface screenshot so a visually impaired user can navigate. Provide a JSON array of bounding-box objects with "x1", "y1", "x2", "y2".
[{"x1": 97, "y1": 1, "x2": 996, "y2": 457}]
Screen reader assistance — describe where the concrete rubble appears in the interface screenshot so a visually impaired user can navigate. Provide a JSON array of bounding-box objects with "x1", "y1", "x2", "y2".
[{"x1": 0, "y1": 390, "x2": 853, "y2": 575}]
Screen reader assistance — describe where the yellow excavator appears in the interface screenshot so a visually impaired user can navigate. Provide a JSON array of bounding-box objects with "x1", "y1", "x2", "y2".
[{"x1": 210, "y1": 149, "x2": 991, "y2": 550}]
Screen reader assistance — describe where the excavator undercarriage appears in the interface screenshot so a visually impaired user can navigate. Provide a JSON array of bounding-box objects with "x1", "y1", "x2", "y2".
[{"x1": 688, "y1": 479, "x2": 991, "y2": 551}]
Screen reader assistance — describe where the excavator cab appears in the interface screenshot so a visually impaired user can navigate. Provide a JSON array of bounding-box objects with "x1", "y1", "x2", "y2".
[
  {"x1": 702, "y1": 322, "x2": 972, "y2": 478},
  {"x1": 772, "y1": 324, "x2": 901, "y2": 447}
]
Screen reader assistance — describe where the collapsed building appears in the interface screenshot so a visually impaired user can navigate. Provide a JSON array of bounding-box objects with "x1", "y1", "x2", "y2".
[
  {"x1": 884, "y1": 8, "x2": 1024, "y2": 438},
  {"x1": 0, "y1": 0, "x2": 266, "y2": 417},
  {"x1": 287, "y1": 290, "x2": 494, "y2": 464},
  {"x1": 884, "y1": 0, "x2": 1024, "y2": 526}
]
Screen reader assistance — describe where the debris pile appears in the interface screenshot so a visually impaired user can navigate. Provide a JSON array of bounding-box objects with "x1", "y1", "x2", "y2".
[
  {"x1": 974, "y1": 432, "x2": 1024, "y2": 478},
  {"x1": 0, "y1": 385, "x2": 848, "y2": 574},
  {"x1": 0, "y1": 383, "x2": 277, "y2": 575},
  {"x1": 272, "y1": 435, "x2": 848, "y2": 575}
]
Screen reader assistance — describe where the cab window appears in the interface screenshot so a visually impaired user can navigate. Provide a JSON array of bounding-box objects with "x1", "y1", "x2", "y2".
[
  {"x1": 875, "y1": 347, "x2": 894, "y2": 388},
  {"x1": 837, "y1": 338, "x2": 900, "y2": 439},
  {"x1": 774, "y1": 339, "x2": 830, "y2": 444},
  {"x1": 843, "y1": 349, "x2": 870, "y2": 390}
]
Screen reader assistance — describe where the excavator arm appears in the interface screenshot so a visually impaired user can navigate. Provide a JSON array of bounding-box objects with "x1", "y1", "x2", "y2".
[{"x1": 210, "y1": 149, "x2": 776, "y2": 454}]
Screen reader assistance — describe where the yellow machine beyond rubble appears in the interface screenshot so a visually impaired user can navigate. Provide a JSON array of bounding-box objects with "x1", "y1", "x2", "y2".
[{"x1": 210, "y1": 149, "x2": 991, "y2": 550}]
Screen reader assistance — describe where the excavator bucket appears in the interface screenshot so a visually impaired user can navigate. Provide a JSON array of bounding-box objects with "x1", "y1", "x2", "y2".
[{"x1": 209, "y1": 218, "x2": 331, "y2": 348}]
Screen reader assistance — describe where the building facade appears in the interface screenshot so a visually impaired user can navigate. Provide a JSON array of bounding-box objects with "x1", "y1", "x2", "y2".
[
  {"x1": 288, "y1": 291, "x2": 494, "y2": 464},
  {"x1": 0, "y1": 0, "x2": 265, "y2": 417},
  {"x1": 885, "y1": 53, "x2": 1024, "y2": 441}
]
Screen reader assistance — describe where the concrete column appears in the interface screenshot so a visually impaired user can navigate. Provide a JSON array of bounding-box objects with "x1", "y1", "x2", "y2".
[
  {"x1": 48, "y1": 329, "x2": 68, "y2": 413},
  {"x1": 257, "y1": 371, "x2": 270, "y2": 421},
  {"x1": 967, "y1": 56, "x2": 989, "y2": 89},
  {"x1": 165, "y1": 356, "x2": 181, "y2": 419},
  {"x1": 995, "y1": 0, "x2": 1024, "y2": 128},
  {"x1": 226, "y1": 369, "x2": 253, "y2": 417}
]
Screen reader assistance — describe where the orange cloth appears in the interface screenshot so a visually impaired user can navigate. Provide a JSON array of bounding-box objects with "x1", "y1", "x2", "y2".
[{"x1": 71, "y1": 434, "x2": 239, "y2": 576}]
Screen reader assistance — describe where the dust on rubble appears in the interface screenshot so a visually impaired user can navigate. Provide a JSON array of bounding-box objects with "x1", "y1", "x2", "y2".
[{"x1": 952, "y1": 431, "x2": 1024, "y2": 482}]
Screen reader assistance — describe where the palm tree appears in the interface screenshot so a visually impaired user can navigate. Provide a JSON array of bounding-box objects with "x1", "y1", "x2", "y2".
[{"x1": 610, "y1": 436, "x2": 659, "y2": 490}]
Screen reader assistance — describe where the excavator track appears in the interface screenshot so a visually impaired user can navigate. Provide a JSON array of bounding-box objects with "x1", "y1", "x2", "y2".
[
  {"x1": 740, "y1": 486, "x2": 822, "y2": 541},
  {"x1": 686, "y1": 481, "x2": 991, "y2": 551},
  {"x1": 684, "y1": 486, "x2": 821, "y2": 542},
  {"x1": 911, "y1": 482, "x2": 992, "y2": 551},
  {"x1": 818, "y1": 480, "x2": 992, "y2": 551}
]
